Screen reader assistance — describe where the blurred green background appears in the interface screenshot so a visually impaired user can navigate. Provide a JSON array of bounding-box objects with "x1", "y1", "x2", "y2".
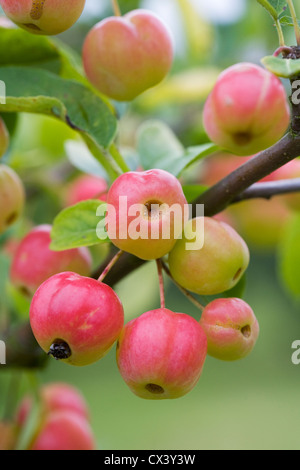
[{"x1": 1, "y1": 0, "x2": 300, "y2": 451}]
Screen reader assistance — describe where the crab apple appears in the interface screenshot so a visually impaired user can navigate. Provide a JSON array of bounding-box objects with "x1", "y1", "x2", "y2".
[
  {"x1": 117, "y1": 308, "x2": 207, "y2": 400},
  {"x1": 82, "y1": 9, "x2": 174, "y2": 102},
  {"x1": 17, "y1": 383, "x2": 90, "y2": 427},
  {"x1": 10, "y1": 225, "x2": 92, "y2": 296},
  {"x1": 199, "y1": 298, "x2": 259, "y2": 361},
  {"x1": 0, "y1": 117, "x2": 9, "y2": 157},
  {"x1": 0, "y1": 0, "x2": 86, "y2": 36},
  {"x1": 65, "y1": 174, "x2": 108, "y2": 207},
  {"x1": 203, "y1": 63, "x2": 290, "y2": 156},
  {"x1": 106, "y1": 169, "x2": 188, "y2": 260},
  {"x1": 168, "y1": 217, "x2": 250, "y2": 296},
  {"x1": 30, "y1": 272, "x2": 124, "y2": 366},
  {"x1": 0, "y1": 164, "x2": 25, "y2": 234},
  {"x1": 231, "y1": 198, "x2": 291, "y2": 250},
  {"x1": 30, "y1": 411, "x2": 95, "y2": 451}
]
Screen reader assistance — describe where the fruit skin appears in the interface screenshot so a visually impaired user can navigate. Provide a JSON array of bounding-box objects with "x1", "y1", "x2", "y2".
[
  {"x1": 106, "y1": 169, "x2": 188, "y2": 261},
  {"x1": 82, "y1": 9, "x2": 174, "y2": 101},
  {"x1": 10, "y1": 225, "x2": 92, "y2": 296},
  {"x1": 17, "y1": 383, "x2": 90, "y2": 427},
  {"x1": 30, "y1": 272, "x2": 124, "y2": 366},
  {"x1": 117, "y1": 308, "x2": 207, "y2": 400},
  {"x1": 168, "y1": 217, "x2": 250, "y2": 296},
  {"x1": 0, "y1": 164, "x2": 25, "y2": 234},
  {"x1": 65, "y1": 174, "x2": 108, "y2": 207},
  {"x1": 0, "y1": 0, "x2": 86, "y2": 36},
  {"x1": 199, "y1": 298, "x2": 259, "y2": 361},
  {"x1": 30, "y1": 411, "x2": 95, "y2": 450},
  {"x1": 203, "y1": 63, "x2": 290, "y2": 156},
  {"x1": 0, "y1": 117, "x2": 9, "y2": 157}
]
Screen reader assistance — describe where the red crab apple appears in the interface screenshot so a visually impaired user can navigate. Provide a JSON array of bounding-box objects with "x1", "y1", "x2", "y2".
[
  {"x1": 168, "y1": 217, "x2": 250, "y2": 296},
  {"x1": 29, "y1": 272, "x2": 124, "y2": 366},
  {"x1": 106, "y1": 169, "x2": 188, "y2": 260},
  {"x1": 0, "y1": 0, "x2": 86, "y2": 35},
  {"x1": 10, "y1": 225, "x2": 92, "y2": 296},
  {"x1": 0, "y1": 117, "x2": 9, "y2": 157},
  {"x1": 17, "y1": 383, "x2": 90, "y2": 427},
  {"x1": 0, "y1": 164, "x2": 25, "y2": 233},
  {"x1": 199, "y1": 298, "x2": 260, "y2": 361},
  {"x1": 82, "y1": 9, "x2": 174, "y2": 101},
  {"x1": 117, "y1": 308, "x2": 207, "y2": 400},
  {"x1": 30, "y1": 411, "x2": 95, "y2": 451},
  {"x1": 203, "y1": 63, "x2": 290, "y2": 156},
  {"x1": 65, "y1": 174, "x2": 108, "y2": 206}
]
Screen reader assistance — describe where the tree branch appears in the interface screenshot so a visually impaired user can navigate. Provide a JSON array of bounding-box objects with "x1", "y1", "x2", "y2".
[{"x1": 233, "y1": 178, "x2": 300, "y2": 203}]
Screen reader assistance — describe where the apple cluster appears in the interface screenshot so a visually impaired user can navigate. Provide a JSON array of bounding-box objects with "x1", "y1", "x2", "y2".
[{"x1": 0, "y1": 383, "x2": 96, "y2": 450}]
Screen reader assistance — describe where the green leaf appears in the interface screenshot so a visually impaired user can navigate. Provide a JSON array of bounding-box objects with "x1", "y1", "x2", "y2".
[
  {"x1": 279, "y1": 15, "x2": 300, "y2": 27},
  {"x1": 256, "y1": 0, "x2": 287, "y2": 20},
  {"x1": 261, "y1": 55, "x2": 300, "y2": 78},
  {"x1": 65, "y1": 140, "x2": 108, "y2": 179},
  {"x1": 137, "y1": 120, "x2": 217, "y2": 177},
  {"x1": 0, "y1": 66, "x2": 117, "y2": 149},
  {"x1": 51, "y1": 200, "x2": 109, "y2": 251},
  {"x1": 278, "y1": 214, "x2": 300, "y2": 298},
  {"x1": 182, "y1": 184, "x2": 209, "y2": 203}
]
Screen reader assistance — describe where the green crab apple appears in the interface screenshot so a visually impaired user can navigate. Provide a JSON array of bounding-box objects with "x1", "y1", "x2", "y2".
[
  {"x1": 199, "y1": 298, "x2": 260, "y2": 361},
  {"x1": 106, "y1": 169, "x2": 188, "y2": 260},
  {"x1": 0, "y1": 0, "x2": 86, "y2": 35},
  {"x1": 30, "y1": 411, "x2": 95, "y2": 450},
  {"x1": 168, "y1": 217, "x2": 250, "y2": 296},
  {"x1": 82, "y1": 9, "x2": 174, "y2": 101},
  {"x1": 0, "y1": 164, "x2": 25, "y2": 234},
  {"x1": 10, "y1": 225, "x2": 92, "y2": 296},
  {"x1": 117, "y1": 308, "x2": 207, "y2": 400},
  {"x1": 0, "y1": 117, "x2": 9, "y2": 158},
  {"x1": 203, "y1": 63, "x2": 290, "y2": 156},
  {"x1": 30, "y1": 272, "x2": 124, "y2": 366}
]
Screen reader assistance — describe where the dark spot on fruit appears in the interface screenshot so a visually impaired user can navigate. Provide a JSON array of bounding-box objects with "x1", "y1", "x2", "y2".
[
  {"x1": 241, "y1": 325, "x2": 251, "y2": 338},
  {"x1": 233, "y1": 268, "x2": 242, "y2": 281},
  {"x1": 145, "y1": 383, "x2": 164, "y2": 394},
  {"x1": 5, "y1": 212, "x2": 18, "y2": 226},
  {"x1": 232, "y1": 132, "x2": 252, "y2": 146},
  {"x1": 48, "y1": 340, "x2": 72, "y2": 360},
  {"x1": 22, "y1": 23, "x2": 42, "y2": 31},
  {"x1": 30, "y1": 0, "x2": 46, "y2": 20},
  {"x1": 144, "y1": 200, "x2": 164, "y2": 220}
]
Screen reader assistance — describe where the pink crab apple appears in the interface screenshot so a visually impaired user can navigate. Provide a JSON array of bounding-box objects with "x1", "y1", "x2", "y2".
[
  {"x1": 199, "y1": 298, "x2": 260, "y2": 361},
  {"x1": 106, "y1": 169, "x2": 188, "y2": 260},
  {"x1": 203, "y1": 63, "x2": 290, "y2": 156},
  {"x1": 0, "y1": 117, "x2": 9, "y2": 157},
  {"x1": 17, "y1": 383, "x2": 90, "y2": 427},
  {"x1": 117, "y1": 308, "x2": 207, "y2": 400},
  {"x1": 168, "y1": 217, "x2": 250, "y2": 296},
  {"x1": 0, "y1": 164, "x2": 25, "y2": 234},
  {"x1": 30, "y1": 272, "x2": 124, "y2": 366},
  {"x1": 30, "y1": 411, "x2": 96, "y2": 451},
  {"x1": 10, "y1": 225, "x2": 92, "y2": 296},
  {"x1": 82, "y1": 9, "x2": 174, "y2": 102},
  {"x1": 64, "y1": 174, "x2": 108, "y2": 207},
  {"x1": 0, "y1": 0, "x2": 86, "y2": 35}
]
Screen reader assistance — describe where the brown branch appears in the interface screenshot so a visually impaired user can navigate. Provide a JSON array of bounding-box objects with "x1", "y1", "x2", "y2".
[{"x1": 233, "y1": 178, "x2": 300, "y2": 203}]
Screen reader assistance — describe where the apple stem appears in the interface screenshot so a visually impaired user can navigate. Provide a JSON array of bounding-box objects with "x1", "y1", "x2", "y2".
[
  {"x1": 161, "y1": 261, "x2": 205, "y2": 313},
  {"x1": 98, "y1": 250, "x2": 124, "y2": 283},
  {"x1": 287, "y1": 0, "x2": 300, "y2": 46},
  {"x1": 156, "y1": 259, "x2": 166, "y2": 309},
  {"x1": 111, "y1": 0, "x2": 122, "y2": 17}
]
